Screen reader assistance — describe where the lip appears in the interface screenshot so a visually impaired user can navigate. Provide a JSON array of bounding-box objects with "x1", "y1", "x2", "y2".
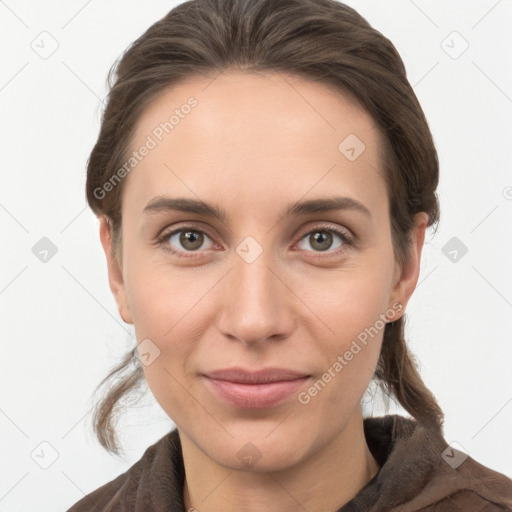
[{"x1": 202, "y1": 367, "x2": 311, "y2": 409}]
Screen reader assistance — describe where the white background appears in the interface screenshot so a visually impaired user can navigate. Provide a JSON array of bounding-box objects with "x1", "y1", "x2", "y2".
[{"x1": 1, "y1": 1, "x2": 511, "y2": 510}]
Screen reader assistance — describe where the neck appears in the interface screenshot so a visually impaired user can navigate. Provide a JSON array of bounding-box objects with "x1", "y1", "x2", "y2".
[{"x1": 180, "y1": 411, "x2": 380, "y2": 512}]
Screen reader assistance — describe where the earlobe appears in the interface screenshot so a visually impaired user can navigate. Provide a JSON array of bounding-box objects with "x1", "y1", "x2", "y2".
[
  {"x1": 98, "y1": 216, "x2": 133, "y2": 324},
  {"x1": 387, "y1": 212, "x2": 429, "y2": 321}
]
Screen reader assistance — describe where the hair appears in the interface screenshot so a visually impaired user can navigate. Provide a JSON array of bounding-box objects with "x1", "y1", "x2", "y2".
[{"x1": 86, "y1": 0, "x2": 444, "y2": 455}]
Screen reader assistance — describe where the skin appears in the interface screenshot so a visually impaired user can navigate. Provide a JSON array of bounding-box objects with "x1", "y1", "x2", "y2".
[{"x1": 99, "y1": 70, "x2": 427, "y2": 512}]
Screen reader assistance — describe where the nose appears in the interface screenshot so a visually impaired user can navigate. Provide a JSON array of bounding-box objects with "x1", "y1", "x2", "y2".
[{"x1": 215, "y1": 246, "x2": 295, "y2": 347}]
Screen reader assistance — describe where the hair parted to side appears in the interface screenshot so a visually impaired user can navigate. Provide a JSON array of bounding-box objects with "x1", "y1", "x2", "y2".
[{"x1": 87, "y1": 0, "x2": 443, "y2": 455}]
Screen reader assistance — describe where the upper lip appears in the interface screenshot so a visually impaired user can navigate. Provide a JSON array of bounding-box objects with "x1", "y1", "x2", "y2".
[{"x1": 203, "y1": 367, "x2": 310, "y2": 384}]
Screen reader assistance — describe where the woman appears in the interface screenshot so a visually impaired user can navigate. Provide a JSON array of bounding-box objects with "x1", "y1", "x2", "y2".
[{"x1": 67, "y1": 0, "x2": 512, "y2": 510}]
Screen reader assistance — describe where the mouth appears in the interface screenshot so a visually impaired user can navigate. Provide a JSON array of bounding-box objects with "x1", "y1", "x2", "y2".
[{"x1": 201, "y1": 367, "x2": 311, "y2": 409}]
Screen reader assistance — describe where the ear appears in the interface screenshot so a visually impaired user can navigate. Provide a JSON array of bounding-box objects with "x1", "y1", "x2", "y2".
[
  {"x1": 98, "y1": 216, "x2": 133, "y2": 324},
  {"x1": 387, "y1": 212, "x2": 429, "y2": 321}
]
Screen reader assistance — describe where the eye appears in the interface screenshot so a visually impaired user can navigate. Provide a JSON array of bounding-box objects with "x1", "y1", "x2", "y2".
[
  {"x1": 295, "y1": 224, "x2": 353, "y2": 256},
  {"x1": 156, "y1": 225, "x2": 216, "y2": 258}
]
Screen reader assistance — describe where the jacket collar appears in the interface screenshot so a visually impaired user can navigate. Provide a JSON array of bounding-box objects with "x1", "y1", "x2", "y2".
[{"x1": 74, "y1": 414, "x2": 512, "y2": 511}]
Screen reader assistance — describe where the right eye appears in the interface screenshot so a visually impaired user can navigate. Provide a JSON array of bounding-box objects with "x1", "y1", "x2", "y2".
[{"x1": 156, "y1": 225, "x2": 217, "y2": 258}]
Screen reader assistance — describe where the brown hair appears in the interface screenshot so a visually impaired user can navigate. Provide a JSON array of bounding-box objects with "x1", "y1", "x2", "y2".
[{"x1": 87, "y1": 0, "x2": 444, "y2": 455}]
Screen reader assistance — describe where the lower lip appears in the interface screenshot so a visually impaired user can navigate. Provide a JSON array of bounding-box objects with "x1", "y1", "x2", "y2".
[{"x1": 203, "y1": 376, "x2": 310, "y2": 409}]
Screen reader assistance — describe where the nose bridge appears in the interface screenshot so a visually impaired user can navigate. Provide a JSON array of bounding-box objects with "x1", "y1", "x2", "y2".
[
  {"x1": 235, "y1": 244, "x2": 275, "y2": 305},
  {"x1": 217, "y1": 235, "x2": 291, "y2": 345}
]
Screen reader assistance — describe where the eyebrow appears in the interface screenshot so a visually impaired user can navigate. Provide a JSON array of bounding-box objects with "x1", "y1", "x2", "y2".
[{"x1": 143, "y1": 195, "x2": 372, "y2": 222}]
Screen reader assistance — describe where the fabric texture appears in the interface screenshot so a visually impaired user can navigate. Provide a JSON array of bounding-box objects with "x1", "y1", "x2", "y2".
[{"x1": 66, "y1": 414, "x2": 512, "y2": 511}]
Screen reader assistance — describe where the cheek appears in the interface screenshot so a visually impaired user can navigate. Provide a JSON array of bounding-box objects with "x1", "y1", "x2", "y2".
[
  {"x1": 305, "y1": 259, "x2": 393, "y2": 339},
  {"x1": 298, "y1": 288, "x2": 386, "y2": 423},
  {"x1": 125, "y1": 267, "x2": 200, "y2": 421},
  {"x1": 124, "y1": 254, "x2": 198, "y2": 338},
  {"x1": 299, "y1": 261, "x2": 392, "y2": 395},
  {"x1": 123, "y1": 258, "x2": 212, "y2": 388}
]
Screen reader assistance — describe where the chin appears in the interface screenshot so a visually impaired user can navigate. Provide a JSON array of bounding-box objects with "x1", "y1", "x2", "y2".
[{"x1": 209, "y1": 438, "x2": 308, "y2": 473}]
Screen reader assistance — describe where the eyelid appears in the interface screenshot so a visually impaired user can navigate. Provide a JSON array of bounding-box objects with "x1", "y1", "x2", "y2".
[
  {"x1": 156, "y1": 221, "x2": 217, "y2": 244},
  {"x1": 295, "y1": 222, "x2": 354, "y2": 244}
]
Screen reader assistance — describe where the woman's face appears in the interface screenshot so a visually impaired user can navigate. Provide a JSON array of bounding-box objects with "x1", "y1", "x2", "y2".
[{"x1": 101, "y1": 70, "x2": 426, "y2": 471}]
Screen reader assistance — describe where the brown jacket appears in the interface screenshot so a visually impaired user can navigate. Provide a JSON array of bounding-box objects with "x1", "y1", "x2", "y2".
[{"x1": 66, "y1": 415, "x2": 512, "y2": 511}]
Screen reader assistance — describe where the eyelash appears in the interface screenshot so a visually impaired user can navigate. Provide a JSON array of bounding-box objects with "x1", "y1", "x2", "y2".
[{"x1": 155, "y1": 223, "x2": 354, "y2": 259}]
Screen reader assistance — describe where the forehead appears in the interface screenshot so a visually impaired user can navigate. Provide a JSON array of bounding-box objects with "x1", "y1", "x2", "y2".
[
  {"x1": 124, "y1": 70, "x2": 387, "y2": 221},
  {"x1": 133, "y1": 70, "x2": 380, "y2": 150}
]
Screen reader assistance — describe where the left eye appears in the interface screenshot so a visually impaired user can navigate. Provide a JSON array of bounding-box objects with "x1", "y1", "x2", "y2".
[{"x1": 296, "y1": 227, "x2": 351, "y2": 253}]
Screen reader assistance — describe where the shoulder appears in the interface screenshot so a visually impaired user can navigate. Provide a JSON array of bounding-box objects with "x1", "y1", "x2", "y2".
[
  {"x1": 65, "y1": 429, "x2": 181, "y2": 512},
  {"x1": 360, "y1": 415, "x2": 512, "y2": 511},
  {"x1": 417, "y1": 452, "x2": 512, "y2": 511}
]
